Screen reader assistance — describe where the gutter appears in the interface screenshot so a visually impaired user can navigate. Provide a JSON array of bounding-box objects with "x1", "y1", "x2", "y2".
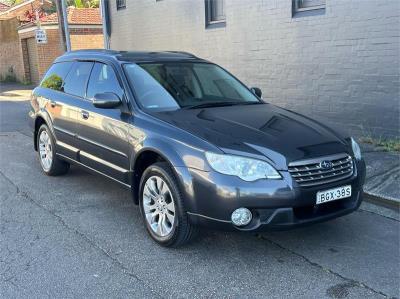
[{"x1": 364, "y1": 192, "x2": 400, "y2": 211}]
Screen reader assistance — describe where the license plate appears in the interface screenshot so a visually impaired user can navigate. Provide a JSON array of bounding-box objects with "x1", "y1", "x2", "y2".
[{"x1": 316, "y1": 185, "x2": 352, "y2": 205}]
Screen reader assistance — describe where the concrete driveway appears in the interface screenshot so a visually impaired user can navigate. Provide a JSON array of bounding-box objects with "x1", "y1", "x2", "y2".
[{"x1": 0, "y1": 84, "x2": 399, "y2": 298}]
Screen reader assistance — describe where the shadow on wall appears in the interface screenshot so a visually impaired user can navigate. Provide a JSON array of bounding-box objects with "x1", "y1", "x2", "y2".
[{"x1": 0, "y1": 66, "x2": 17, "y2": 83}]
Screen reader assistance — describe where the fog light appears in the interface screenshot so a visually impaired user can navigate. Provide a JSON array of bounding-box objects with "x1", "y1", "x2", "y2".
[{"x1": 231, "y1": 208, "x2": 252, "y2": 226}]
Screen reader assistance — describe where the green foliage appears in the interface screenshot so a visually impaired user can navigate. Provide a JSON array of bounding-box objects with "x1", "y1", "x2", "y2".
[
  {"x1": 66, "y1": 0, "x2": 99, "y2": 8},
  {"x1": 0, "y1": 66, "x2": 16, "y2": 83},
  {"x1": 41, "y1": 74, "x2": 63, "y2": 91},
  {"x1": 2, "y1": 0, "x2": 99, "y2": 9},
  {"x1": 74, "y1": 0, "x2": 84, "y2": 8},
  {"x1": 0, "y1": 74, "x2": 17, "y2": 83},
  {"x1": 1, "y1": 0, "x2": 23, "y2": 5},
  {"x1": 87, "y1": 0, "x2": 99, "y2": 8},
  {"x1": 360, "y1": 137, "x2": 400, "y2": 152}
]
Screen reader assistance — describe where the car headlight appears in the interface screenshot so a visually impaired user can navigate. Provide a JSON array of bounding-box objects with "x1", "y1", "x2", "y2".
[
  {"x1": 205, "y1": 152, "x2": 281, "y2": 181},
  {"x1": 351, "y1": 137, "x2": 362, "y2": 160}
]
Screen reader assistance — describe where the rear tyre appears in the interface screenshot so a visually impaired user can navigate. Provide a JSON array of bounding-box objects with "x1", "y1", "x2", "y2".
[
  {"x1": 37, "y1": 124, "x2": 70, "y2": 176},
  {"x1": 139, "y1": 162, "x2": 197, "y2": 247}
]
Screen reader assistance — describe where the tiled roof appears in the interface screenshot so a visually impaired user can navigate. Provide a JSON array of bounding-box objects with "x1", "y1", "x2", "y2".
[
  {"x1": 42, "y1": 7, "x2": 102, "y2": 25},
  {"x1": 0, "y1": 2, "x2": 10, "y2": 13},
  {"x1": 0, "y1": 0, "x2": 52, "y2": 20}
]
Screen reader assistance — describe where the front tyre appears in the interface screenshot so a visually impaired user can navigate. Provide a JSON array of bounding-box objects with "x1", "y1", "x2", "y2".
[
  {"x1": 139, "y1": 162, "x2": 197, "y2": 247},
  {"x1": 37, "y1": 124, "x2": 70, "y2": 176}
]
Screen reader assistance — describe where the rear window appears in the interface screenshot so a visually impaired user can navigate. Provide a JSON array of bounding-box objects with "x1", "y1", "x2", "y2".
[{"x1": 41, "y1": 62, "x2": 73, "y2": 91}]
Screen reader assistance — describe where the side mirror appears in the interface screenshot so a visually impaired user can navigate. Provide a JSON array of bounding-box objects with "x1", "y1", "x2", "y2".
[
  {"x1": 251, "y1": 87, "x2": 262, "y2": 98},
  {"x1": 93, "y1": 92, "x2": 121, "y2": 109}
]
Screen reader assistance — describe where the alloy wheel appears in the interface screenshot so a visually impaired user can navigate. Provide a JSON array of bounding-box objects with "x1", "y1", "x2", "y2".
[
  {"x1": 142, "y1": 175, "x2": 175, "y2": 237},
  {"x1": 38, "y1": 130, "x2": 53, "y2": 171}
]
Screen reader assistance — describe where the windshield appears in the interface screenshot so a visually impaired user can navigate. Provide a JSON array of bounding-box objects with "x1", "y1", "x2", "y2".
[{"x1": 124, "y1": 62, "x2": 260, "y2": 110}]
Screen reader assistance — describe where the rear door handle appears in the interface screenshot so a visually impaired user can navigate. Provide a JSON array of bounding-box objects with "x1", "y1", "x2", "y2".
[
  {"x1": 81, "y1": 110, "x2": 89, "y2": 120},
  {"x1": 50, "y1": 100, "x2": 56, "y2": 108}
]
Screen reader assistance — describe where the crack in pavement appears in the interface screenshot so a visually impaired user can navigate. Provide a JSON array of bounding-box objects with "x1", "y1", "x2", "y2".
[
  {"x1": 255, "y1": 234, "x2": 389, "y2": 298},
  {"x1": 0, "y1": 170, "x2": 164, "y2": 299}
]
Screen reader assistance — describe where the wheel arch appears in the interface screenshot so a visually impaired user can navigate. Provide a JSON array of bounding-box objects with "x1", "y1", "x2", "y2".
[
  {"x1": 34, "y1": 116, "x2": 47, "y2": 151},
  {"x1": 130, "y1": 143, "x2": 186, "y2": 205},
  {"x1": 33, "y1": 111, "x2": 54, "y2": 151}
]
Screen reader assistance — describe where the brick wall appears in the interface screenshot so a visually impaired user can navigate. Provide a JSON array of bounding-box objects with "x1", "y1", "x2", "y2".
[
  {"x1": 70, "y1": 27, "x2": 104, "y2": 51},
  {"x1": 0, "y1": 18, "x2": 24, "y2": 81},
  {"x1": 109, "y1": 0, "x2": 400, "y2": 139},
  {"x1": 19, "y1": 28, "x2": 64, "y2": 83},
  {"x1": 17, "y1": 25, "x2": 103, "y2": 84}
]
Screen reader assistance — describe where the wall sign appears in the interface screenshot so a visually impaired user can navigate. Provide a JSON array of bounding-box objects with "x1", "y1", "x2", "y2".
[{"x1": 35, "y1": 29, "x2": 47, "y2": 44}]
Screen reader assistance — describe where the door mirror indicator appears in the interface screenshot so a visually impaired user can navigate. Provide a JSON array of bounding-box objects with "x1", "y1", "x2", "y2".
[
  {"x1": 250, "y1": 87, "x2": 262, "y2": 98},
  {"x1": 92, "y1": 92, "x2": 121, "y2": 109}
]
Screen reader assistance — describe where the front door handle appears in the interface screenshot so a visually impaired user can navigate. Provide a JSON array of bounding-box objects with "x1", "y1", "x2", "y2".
[
  {"x1": 50, "y1": 100, "x2": 56, "y2": 108},
  {"x1": 81, "y1": 110, "x2": 89, "y2": 120}
]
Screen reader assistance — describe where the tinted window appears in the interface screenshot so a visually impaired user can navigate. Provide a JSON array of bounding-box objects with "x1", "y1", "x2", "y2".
[
  {"x1": 86, "y1": 63, "x2": 123, "y2": 99},
  {"x1": 63, "y1": 62, "x2": 93, "y2": 98},
  {"x1": 124, "y1": 64, "x2": 179, "y2": 110},
  {"x1": 40, "y1": 62, "x2": 73, "y2": 91},
  {"x1": 124, "y1": 62, "x2": 259, "y2": 110}
]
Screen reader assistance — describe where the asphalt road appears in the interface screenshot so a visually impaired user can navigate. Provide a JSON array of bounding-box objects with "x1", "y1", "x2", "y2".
[{"x1": 1, "y1": 85, "x2": 399, "y2": 298}]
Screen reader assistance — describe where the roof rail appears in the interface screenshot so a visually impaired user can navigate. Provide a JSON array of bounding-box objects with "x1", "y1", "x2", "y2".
[{"x1": 164, "y1": 51, "x2": 197, "y2": 58}]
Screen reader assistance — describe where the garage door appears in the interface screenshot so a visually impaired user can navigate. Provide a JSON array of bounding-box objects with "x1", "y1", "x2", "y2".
[{"x1": 26, "y1": 38, "x2": 40, "y2": 84}]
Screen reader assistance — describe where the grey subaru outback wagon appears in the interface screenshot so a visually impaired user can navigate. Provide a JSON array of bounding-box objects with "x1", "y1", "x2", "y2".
[{"x1": 29, "y1": 50, "x2": 366, "y2": 247}]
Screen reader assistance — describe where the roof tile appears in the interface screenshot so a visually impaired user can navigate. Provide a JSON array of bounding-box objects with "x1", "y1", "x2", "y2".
[{"x1": 42, "y1": 7, "x2": 102, "y2": 25}]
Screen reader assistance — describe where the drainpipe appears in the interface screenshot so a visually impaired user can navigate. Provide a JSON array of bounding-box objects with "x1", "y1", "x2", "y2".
[
  {"x1": 100, "y1": 0, "x2": 110, "y2": 49},
  {"x1": 60, "y1": 0, "x2": 71, "y2": 51}
]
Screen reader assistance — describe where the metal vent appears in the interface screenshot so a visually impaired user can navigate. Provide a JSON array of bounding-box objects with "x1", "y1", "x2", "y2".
[{"x1": 288, "y1": 153, "x2": 353, "y2": 187}]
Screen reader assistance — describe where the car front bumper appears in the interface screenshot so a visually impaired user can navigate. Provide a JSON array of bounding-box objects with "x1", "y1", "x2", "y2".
[{"x1": 176, "y1": 158, "x2": 366, "y2": 231}]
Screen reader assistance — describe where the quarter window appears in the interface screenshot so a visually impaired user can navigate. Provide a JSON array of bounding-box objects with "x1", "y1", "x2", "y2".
[
  {"x1": 205, "y1": 0, "x2": 226, "y2": 27},
  {"x1": 40, "y1": 62, "x2": 73, "y2": 91},
  {"x1": 63, "y1": 62, "x2": 93, "y2": 98},
  {"x1": 86, "y1": 63, "x2": 123, "y2": 100}
]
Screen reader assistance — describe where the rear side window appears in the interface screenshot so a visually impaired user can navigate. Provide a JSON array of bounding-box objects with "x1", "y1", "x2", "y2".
[
  {"x1": 63, "y1": 62, "x2": 94, "y2": 98},
  {"x1": 86, "y1": 63, "x2": 124, "y2": 100},
  {"x1": 40, "y1": 62, "x2": 73, "y2": 91}
]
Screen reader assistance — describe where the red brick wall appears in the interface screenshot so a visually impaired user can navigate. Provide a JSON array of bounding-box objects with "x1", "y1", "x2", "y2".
[
  {"x1": 70, "y1": 27, "x2": 104, "y2": 50},
  {"x1": 19, "y1": 28, "x2": 63, "y2": 83},
  {"x1": 17, "y1": 26, "x2": 103, "y2": 84}
]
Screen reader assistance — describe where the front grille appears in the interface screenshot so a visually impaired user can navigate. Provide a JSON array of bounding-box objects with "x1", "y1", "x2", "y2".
[{"x1": 288, "y1": 153, "x2": 353, "y2": 187}]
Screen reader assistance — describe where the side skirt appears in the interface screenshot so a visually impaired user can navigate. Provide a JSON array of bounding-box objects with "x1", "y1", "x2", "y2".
[{"x1": 56, "y1": 153, "x2": 132, "y2": 189}]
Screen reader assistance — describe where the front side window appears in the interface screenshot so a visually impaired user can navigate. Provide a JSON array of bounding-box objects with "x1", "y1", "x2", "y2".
[
  {"x1": 124, "y1": 62, "x2": 259, "y2": 111},
  {"x1": 63, "y1": 62, "x2": 93, "y2": 98},
  {"x1": 86, "y1": 63, "x2": 123, "y2": 100},
  {"x1": 41, "y1": 62, "x2": 73, "y2": 91}
]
